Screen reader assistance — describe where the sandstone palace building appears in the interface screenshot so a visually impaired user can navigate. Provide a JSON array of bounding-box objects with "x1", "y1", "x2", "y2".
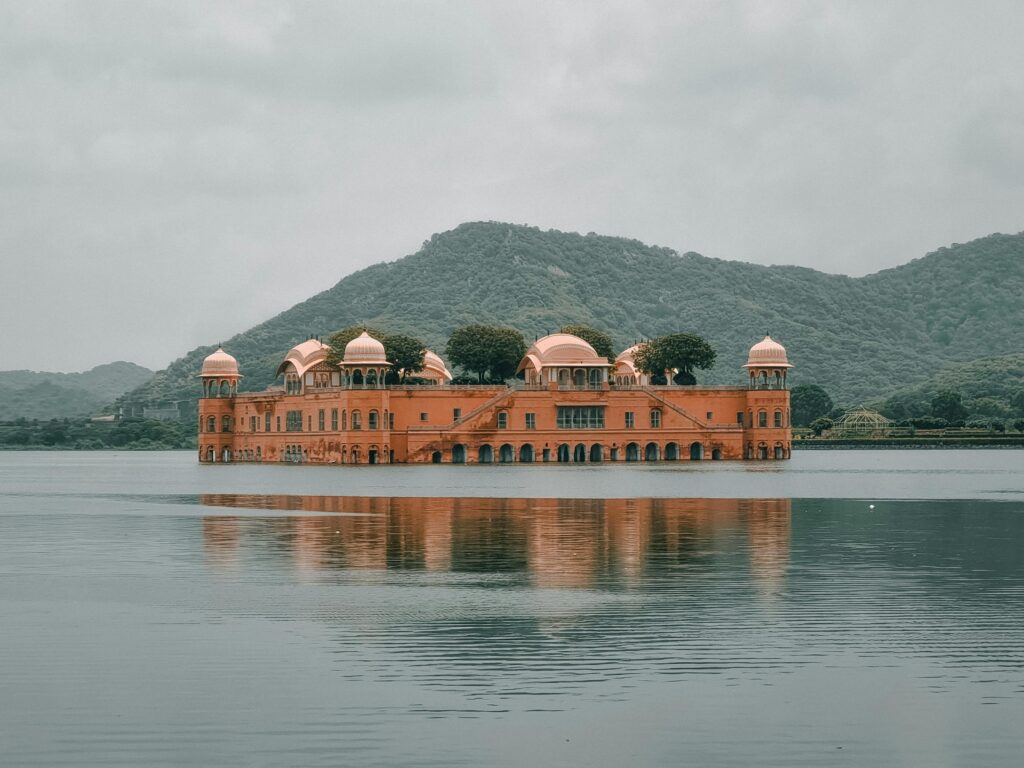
[{"x1": 198, "y1": 332, "x2": 792, "y2": 465}]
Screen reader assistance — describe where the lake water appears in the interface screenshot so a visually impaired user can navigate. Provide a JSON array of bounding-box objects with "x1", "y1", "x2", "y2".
[{"x1": 1, "y1": 450, "x2": 1022, "y2": 766}]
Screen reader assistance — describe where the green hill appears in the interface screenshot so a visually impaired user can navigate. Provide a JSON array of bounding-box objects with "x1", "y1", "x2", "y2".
[
  {"x1": 0, "y1": 361, "x2": 153, "y2": 421},
  {"x1": 874, "y1": 353, "x2": 1024, "y2": 420},
  {"x1": 122, "y1": 222, "x2": 1024, "y2": 416}
]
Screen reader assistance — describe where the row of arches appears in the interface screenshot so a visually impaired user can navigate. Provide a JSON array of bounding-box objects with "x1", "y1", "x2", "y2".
[
  {"x1": 440, "y1": 441, "x2": 720, "y2": 464},
  {"x1": 202, "y1": 443, "x2": 393, "y2": 464},
  {"x1": 747, "y1": 442, "x2": 790, "y2": 459},
  {"x1": 202, "y1": 379, "x2": 238, "y2": 398}
]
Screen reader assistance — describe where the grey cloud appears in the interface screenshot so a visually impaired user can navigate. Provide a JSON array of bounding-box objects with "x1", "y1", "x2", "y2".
[{"x1": 1, "y1": 0, "x2": 1023, "y2": 371}]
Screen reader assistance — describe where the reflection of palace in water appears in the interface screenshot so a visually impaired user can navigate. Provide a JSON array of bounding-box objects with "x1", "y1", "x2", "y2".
[{"x1": 201, "y1": 495, "x2": 791, "y2": 591}]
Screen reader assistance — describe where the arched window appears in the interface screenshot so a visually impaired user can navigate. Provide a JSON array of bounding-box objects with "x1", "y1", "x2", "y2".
[
  {"x1": 366, "y1": 370, "x2": 377, "y2": 386},
  {"x1": 206, "y1": 415, "x2": 216, "y2": 433},
  {"x1": 351, "y1": 410, "x2": 362, "y2": 430},
  {"x1": 352, "y1": 370, "x2": 363, "y2": 386},
  {"x1": 573, "y1": 369, "x2": 586, "y2": 387},
  {"x1": 219, "y1": 380, "x2": 230, "y2": 396},
  {"x1": 497, "y1": 411, "x2": 508, "y2": 429},
  {"x1": 368, "y1": 410, "x2": 379, "y2": 430}
]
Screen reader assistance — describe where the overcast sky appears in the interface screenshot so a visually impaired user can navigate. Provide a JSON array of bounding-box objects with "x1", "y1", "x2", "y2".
[{"x1": 2, "y1": 1, "x2": 1022, "y2": 372}]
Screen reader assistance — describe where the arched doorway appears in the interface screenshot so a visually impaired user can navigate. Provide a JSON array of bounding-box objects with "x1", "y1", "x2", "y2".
[
  {"x1": 431, "y1": 451, "x2": 442, "y2": 464},
  {"x1": 645, "y1": 442, "x2": 660, "y2": 461},
  {"x1": 689, "y1": 442, "x2": 703, "y2": 460},
  {"x1": 774, "y1": 444, "x2": 784, "y2": 459},
  {"x1": 557, "y1": 443, "x2": 570, "y2": 463},
  {"x1": 610, "y1": 446, "x2": 619, "y2": 461},
  {"x1": 519, "y1": 444, "x2": 534, "y2": 463},
  {"x1": 452, "y1": 444, "x2": 466, "y2": 464},
  {"x1": 206, "y1": 447, "x2": 215, "y2": 463},
  {"x1": 665, "y1": 442, "x2": 679, "y2": 461},
  {"x1": 221, "y1": 447, "x2": 231, "y2": 463},
  {"x1": 758, "y1": 445, "x2": 769, "y2": 460},
  {"x1": 626, "y1": 442, "x2": 640, "y2": 462},
  {"x1": 499, "y1": 444, "x2": 514, "y2": 463},
  {"x1": 573, "y1": 443, "x2": 587, "y2": 463},
  {"x1": 368, "y1": 449, "x2": 378, "y2": 464},
  {"x1": 589, "y1": 444, "x2": 603, "y2": 462},
  {"x1": 711, "y1": 448, "x2": 722, "y2": 460},
  {"x1": 478, "y1": 444, "x2": 494, "y2": 464}
]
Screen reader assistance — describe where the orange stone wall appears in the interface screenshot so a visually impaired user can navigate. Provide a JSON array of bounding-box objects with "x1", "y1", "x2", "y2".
[{"x1": 198, "y1": 383, "x2": 790, "y2": 464}]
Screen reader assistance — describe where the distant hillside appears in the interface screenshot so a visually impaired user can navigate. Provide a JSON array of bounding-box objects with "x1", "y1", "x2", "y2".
[
  {"x1": 874, "y1": 353, "x2": 1024, "y2": 420},
  {"x1": 0, "y1": 361, "x2": 153, "y2": 421},
  {"x1": 123, "y1": 223, "x2": 1024, "y2": 414}
]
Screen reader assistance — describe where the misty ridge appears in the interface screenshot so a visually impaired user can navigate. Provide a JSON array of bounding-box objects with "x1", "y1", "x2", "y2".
[{"x1": 95, "y1": 221, "x2": 1023, "y2": 421}]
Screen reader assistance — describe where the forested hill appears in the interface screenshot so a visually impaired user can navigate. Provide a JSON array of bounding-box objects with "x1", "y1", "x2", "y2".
[
  {"x1": 0, "y1": 361, "x2": 153, "y2": 420},
  {"x1": 124, "y1": 222, "x2": 1024, "y2": 411}
]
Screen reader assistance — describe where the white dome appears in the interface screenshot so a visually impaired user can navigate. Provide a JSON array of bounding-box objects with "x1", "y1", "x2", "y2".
[
  {"x1": 421, "y1": 350, "x2": 453, "y2": 382},
  {"x1": 201, "y1": 347, "x2": 239, "y2": 377},
  {"x1": 744, "y1": 335, "x2": 792, "y2": 368},
  {"x1": 343, "y1": 331, "x2": 388, "y2": 365},
  {"x1": 276, "y1": 339, "x2": 329, "y2": 377}
]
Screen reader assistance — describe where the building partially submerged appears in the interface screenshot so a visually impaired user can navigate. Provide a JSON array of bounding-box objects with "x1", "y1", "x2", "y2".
[{"x1": 198, "y1": 332, "x2": 792, "y2": 465}]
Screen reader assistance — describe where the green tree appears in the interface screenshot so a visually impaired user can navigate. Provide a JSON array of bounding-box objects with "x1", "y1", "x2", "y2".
[
  {"x1": 809, "y1": 416, "x2": 833, "y2": 436},
  {"x1": 382, "y1": 333, "x2": 426, "y2": 382},
  {"x1": 790, "y1": 384, "x2": 834, "y2": 426},
  {"x1": 931, "y1": 389, "x2": 968, "y2": 423},
  {"x1": 1013, "y1": 418, "x2": 1024, "y2": 432},
  {"x1": 325, "y1": 326, "x2": 385, "y2": 366},
  {"x1": 445, "y1": 325, "x2": 527, "y2": 383},
  {"x1": 633, "y1": 333, "x2": 716, "y2": 385},
  {"x1": 559, "y1": 324, "x2": 615, "y2": 360}
]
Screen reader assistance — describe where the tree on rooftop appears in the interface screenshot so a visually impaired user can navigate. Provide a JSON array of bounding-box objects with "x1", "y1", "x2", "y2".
[
  {"x1": 559, "y1": 324, "x2": 615, "y2": 360},
  {"x1": 633, "y1": 333, "x2": 716, "y2": 385},
  {"x1": 382, "y1": 333, "x2": 426, "y2": 383},
  {"x1": 445, "y1": 325, "x2": 526, "y2": 384}
]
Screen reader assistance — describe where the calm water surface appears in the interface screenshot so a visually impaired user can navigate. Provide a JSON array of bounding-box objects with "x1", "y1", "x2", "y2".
[{"x1": 1, "y1": 450, "x2": 1022, "y2": 766}]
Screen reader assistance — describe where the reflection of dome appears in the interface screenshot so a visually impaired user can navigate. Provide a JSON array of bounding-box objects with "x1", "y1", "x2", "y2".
[
  {"x1": 344, "y1": 332, "x2": 388, "y2": 364},
  {"x1": 744, "y1": 335, "x2": 792, "y2": 368},
  {"x1": 517, "y1": 333, "x2": 607, "y2": 375},
  {"x1": 201, "y1": 347, "x2": 239, "y2": 377},
  {"x1": 276, "y1": 339, "x2": 328, "y2": 377},
  {"x1": 422, "y1": 350, "x2": 453, "y2": 382}
]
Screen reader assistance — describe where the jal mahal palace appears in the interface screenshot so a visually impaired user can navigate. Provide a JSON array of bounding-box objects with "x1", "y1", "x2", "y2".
[{"x1": 198, "y1": 331, "x2": 793, "y2": 465}]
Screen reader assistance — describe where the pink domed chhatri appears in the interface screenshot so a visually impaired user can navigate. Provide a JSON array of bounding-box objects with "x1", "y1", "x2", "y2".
[
  {"x1": 344, "y1": 332, "x2": 388, "y2": 365},
  {"x1": 744, "y1": 335, "x2": 792, "y2": 369},
  {"x1": 201, "y1": 347, "x2": 240, "y2": 377}
]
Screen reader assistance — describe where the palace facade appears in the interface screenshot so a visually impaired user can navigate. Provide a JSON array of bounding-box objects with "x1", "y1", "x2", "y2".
[{"x1": 198, "y1": 331, "x2": 792, "y2": 465}]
